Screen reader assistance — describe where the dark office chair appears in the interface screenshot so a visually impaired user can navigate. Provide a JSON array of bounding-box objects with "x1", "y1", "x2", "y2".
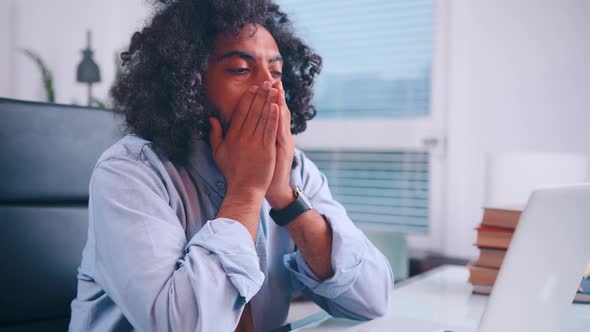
[{"x1": 0, "y1": 98, "x2": 124, "y2": 331}]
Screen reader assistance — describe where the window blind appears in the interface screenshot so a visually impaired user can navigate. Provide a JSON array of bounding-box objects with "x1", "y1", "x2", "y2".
[{"x1": 305, "y1": 150, "x2": 429, "y2": 232}]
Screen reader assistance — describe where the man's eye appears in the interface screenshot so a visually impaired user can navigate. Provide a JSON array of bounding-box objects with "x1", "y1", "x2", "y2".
[
  {"x1": 272, "y1": 71, "x2": 283, "y2": 78},
  {"x1": 227, "y1": 68, "x2": 249, "y2": 75}
]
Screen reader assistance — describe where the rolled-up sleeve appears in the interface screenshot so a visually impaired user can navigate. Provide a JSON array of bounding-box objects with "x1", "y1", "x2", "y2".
[
  {"x1": 283, "y1": 151, "x2": 394, "y2": 320},
  {"x1": 91, "y1": 156, "x2": 263, "y2": 332}
]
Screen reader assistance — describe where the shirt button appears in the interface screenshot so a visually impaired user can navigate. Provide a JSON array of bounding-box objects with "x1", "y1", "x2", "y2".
[{"x1": 216, "y1": 181, "x2": 225, "y2": 190}]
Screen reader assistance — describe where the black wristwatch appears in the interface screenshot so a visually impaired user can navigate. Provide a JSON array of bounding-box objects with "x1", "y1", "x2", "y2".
[{"x1": 269, "y1": 186, "x2": 313, "y2": 226}]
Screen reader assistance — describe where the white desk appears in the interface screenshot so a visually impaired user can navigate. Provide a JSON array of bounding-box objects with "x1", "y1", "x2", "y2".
[{"x1": 286, "y1": 265, "x2": 590, "y2": 331}]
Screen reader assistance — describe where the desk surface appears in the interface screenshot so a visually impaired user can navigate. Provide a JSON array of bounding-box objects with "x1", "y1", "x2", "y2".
[{"x1": 286, "y1": 265, "x2": 590, "y2": 331}]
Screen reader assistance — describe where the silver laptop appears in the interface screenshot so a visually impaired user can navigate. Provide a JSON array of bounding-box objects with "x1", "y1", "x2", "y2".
[
  {"x1": 288, "y1": 184, "x2": 590, "y2": 332},
  {"x1": 475, "y1": 184, "x2": 590, "y2": 332}
]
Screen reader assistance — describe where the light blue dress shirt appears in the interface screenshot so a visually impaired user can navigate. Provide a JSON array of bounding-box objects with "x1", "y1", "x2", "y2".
[{"x1": 69, "y1": 134, "x2": 394, "y2": 332}]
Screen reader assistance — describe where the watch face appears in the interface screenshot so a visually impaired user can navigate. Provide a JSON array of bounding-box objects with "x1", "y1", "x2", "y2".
[{"x1": 296, "y1": 186, "x2": 313, "y2": 209}]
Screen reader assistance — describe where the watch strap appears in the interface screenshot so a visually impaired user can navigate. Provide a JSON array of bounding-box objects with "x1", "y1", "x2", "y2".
[{"x1": 269, "y1": 187, "x2": 312, "y2": 226}]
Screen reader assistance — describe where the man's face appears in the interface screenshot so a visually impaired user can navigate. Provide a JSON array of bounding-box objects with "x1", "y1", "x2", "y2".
[{"x1": 205, "y1": 24, "x2": 283, "y2": 130}]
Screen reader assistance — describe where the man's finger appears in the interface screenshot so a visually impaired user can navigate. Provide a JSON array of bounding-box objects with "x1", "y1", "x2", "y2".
[
  {"x1": 273, "y1": 80, "x2": 286, "y2": 108},
  {"x1": 277, "y1": 106, "x2": 292, "y2": 145},
  {"x1": 228, "y1": 85, "x2": 258, "y2": 137},
  {"x1": 274, "y1": 81, "x2": 291, "y2": 142},
  {"x1": 263, "y1": 104, "x2": 280, "y2": 146},
  {"x1": 254, "y1": 88, "x2": 278, "y2": 138},
  {"x1": 243, "y1": 82, "x2": 272, "y2": 136}
]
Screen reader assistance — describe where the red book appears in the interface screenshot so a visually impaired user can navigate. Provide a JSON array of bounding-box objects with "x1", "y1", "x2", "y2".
[
  {"x1": 481, "y1": 206, "x2": 523, "y2": 229},
  {"x1": 474, "y1": 225, "x2": 514, "y2": 249},
  {"x1": 473, "y1": 248, "x2": 506, "y2": 269},
  {"x1": 467, "y1": 264, "x2": 498, "y2": 286}
]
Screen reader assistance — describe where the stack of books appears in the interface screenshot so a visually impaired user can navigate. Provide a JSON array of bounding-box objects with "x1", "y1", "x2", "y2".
[
  {"x1": 468, "y1": 206, "x2": 521, "y2": 294},
  {"x1": 468, "y1": 206, "x2": 590, "y2": 303}
]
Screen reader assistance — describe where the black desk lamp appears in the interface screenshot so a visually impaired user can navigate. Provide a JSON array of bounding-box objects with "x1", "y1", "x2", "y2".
[{"x1": 76, "y1": 30, "x2": 101, "y2": 106}]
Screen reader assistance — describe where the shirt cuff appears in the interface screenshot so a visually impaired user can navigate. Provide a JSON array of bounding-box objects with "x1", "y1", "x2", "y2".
[
  {"x1": 283, "y1": 214, "x2": 367, "y2": 299},
  {"x1": 186, "y1": 218, "x2": 264, "y2": 302}
]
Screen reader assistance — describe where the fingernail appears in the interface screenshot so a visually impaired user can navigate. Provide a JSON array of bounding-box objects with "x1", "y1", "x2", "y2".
[
  {"x1": 249, "y1": 86, "x2": 259, "y2": 93},
  {"x1": 263, "y1": 81, "x2": 271, "y2": 90}
]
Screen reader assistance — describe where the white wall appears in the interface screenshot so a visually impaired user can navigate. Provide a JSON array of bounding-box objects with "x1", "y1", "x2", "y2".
[
  {"x1": 443, "y1": 0, "x2": 590, "y2": 259},
  {"x1": 1, "y1": 0, "x2": 150, "y2": 104}
]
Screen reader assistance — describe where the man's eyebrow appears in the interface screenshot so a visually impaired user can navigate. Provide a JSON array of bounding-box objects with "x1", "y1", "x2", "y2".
[
  {"x1": 216, "y1": 50, "x2": 283, "y2": 64},
  {"x1": 269, "y1": 55, "x2": 283, "y2": 64},
  {"x1": 216, "y1": 50, "x2": 256, "y2": 62}
]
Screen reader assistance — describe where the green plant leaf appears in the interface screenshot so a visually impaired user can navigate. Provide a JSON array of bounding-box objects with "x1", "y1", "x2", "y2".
[{"x1": 20, "y1": 49, "x2": 56, "y2": 103}]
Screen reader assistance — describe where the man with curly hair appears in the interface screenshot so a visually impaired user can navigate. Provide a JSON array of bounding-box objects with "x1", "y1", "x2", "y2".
[{"x1": 69, "y1": 0, "x2": 393, "y2": 331}]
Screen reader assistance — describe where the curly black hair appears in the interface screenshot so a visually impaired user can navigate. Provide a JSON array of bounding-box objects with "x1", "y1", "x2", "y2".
[{"x1": 110, "y1": 0, "x2": 322, "y2": 165}]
